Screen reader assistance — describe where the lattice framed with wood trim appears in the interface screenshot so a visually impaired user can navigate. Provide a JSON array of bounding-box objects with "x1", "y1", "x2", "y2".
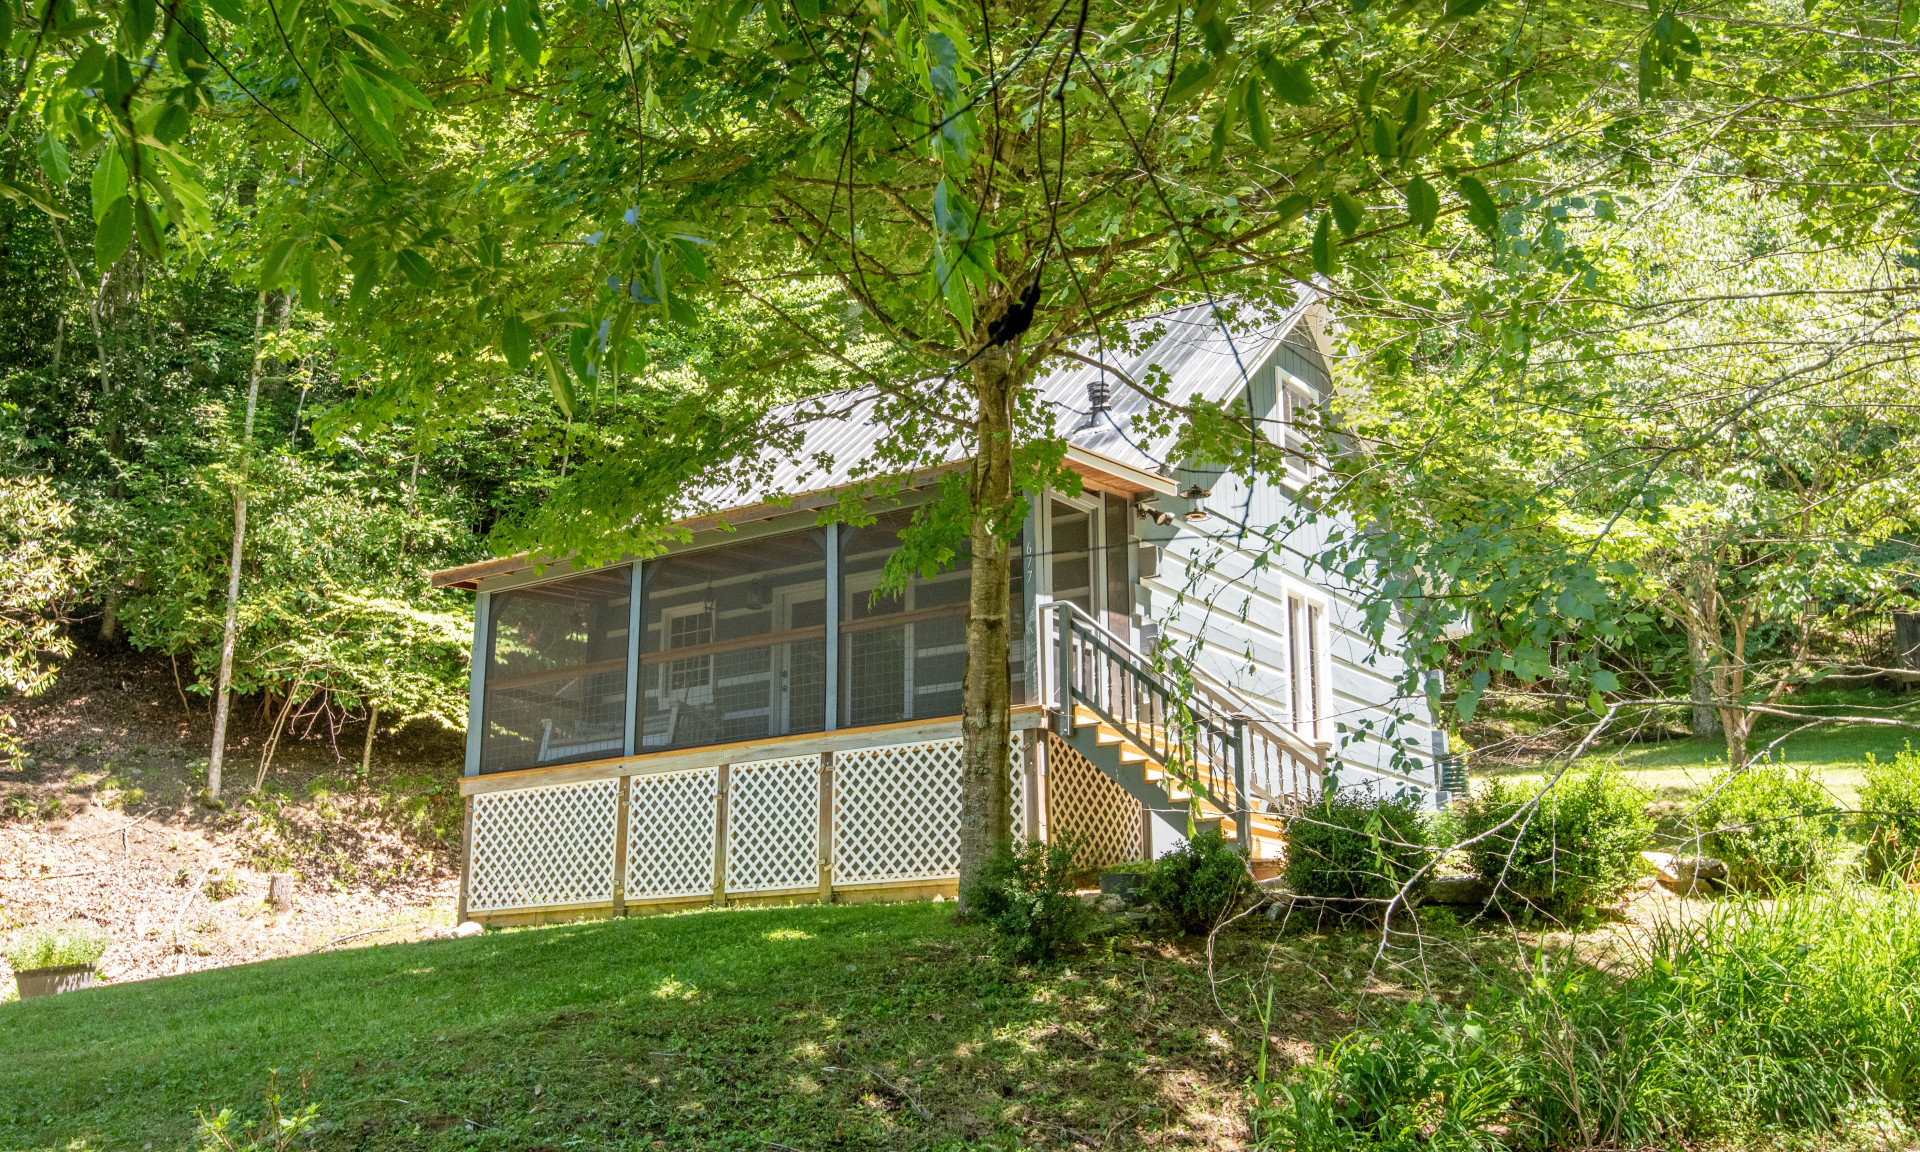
[
  {"x1": 726, "y1": 755, "x2": 820, "y2": 893},
  {"x1": 626, "y1": 768, "x2": 719, "y2": 900},
  {"x1": 1045, "y1": 735, "x2": 1142, "y2": 873},
  {"x1": 468, "y1": 778, "x2": 619, "y2": 912},
  {"x1": 832, "y1": 735, "x2": 1031, "y2": 885}
]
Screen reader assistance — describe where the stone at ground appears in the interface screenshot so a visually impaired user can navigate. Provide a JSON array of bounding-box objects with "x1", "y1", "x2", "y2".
[
  {"x1": 1427, "y1": 874, "x2": 1491, "y2": 905},
  {"x1": 1641, "y1": 850, "x2": 1726, "y2": 894},
  {"x1": 1095, "y1": 893, "x2": 1126, "y2": 915},
  {"x1": 452, "y1": 920, "x2": 484, "y2": 938}
]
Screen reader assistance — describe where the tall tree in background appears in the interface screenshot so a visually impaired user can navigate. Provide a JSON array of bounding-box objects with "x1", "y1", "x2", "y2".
[{"x1": 6, "y1": 0, "x2": 1920, "y2": 867}]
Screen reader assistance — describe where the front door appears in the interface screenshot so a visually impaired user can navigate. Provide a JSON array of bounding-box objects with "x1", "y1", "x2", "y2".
[{"x1": 1045, "y1": 493, "x2": 1135, "y2": 643}]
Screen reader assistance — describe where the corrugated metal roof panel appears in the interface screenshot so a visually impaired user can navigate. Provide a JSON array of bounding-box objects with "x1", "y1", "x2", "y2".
[{"x1": 689, "y1": 296, "x2": 1310, "y2": 511}]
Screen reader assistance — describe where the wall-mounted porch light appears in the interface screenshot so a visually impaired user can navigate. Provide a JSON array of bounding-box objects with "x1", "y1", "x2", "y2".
[{"x1": 1136, "y1": 501, "x2": 1175, "y2": 527}]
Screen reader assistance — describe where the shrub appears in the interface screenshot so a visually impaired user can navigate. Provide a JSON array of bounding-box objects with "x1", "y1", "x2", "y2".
[
  {"x1": 1859, "y1": 745, "x2": 1920, "y2": 883},
  {"x1": 1456, "y1": 765, "x2": 1652, "y2": 916},
  {"x1": 1139, "y1": 825, "x2": 1252, "y2": 934},
  {"x1": 961, "y1": 837, "x2": 1094, "y2": 963},
  {"x1": 6, "y1": 921, "x2": 110, "y2": 971},
  {"x1": 1283, "y1": 790, "x2": 1435, "y2": 911},
  {"x1": 1694, "y1": 762, "x2": 1839, "y2": 891}
]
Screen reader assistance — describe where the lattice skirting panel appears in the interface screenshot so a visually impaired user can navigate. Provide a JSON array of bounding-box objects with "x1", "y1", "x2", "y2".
[
  {"x1": 833, "y1": 735, "x2": 1030, "y2": 885},
  {"x1": 1045, "y1": 734, "x2": 1142, "y2": 873},
  {"x1": 627, "y1": 768, "x2": 720, "y2": 900},
  {"x1": 726, "y1": 755, "x2": 821, "y2": 894},
  {"x1": 468, "y1": 778, "x2": 620, "y2": 912}
]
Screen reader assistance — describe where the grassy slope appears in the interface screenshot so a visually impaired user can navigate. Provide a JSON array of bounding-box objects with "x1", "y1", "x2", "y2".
[{"x1": 1, "y1": 901, "x2": 1357, "y2": 1151}]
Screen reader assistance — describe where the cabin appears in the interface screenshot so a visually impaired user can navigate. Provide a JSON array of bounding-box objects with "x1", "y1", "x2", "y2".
[{"x1": 431, "y1": 298, "x2": 1445, "y2": 925}]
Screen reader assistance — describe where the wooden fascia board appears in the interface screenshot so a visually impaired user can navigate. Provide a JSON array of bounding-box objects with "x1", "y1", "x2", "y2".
[{"x1": 1063, "y1": 445, "x2": 1177, "y2": 498}]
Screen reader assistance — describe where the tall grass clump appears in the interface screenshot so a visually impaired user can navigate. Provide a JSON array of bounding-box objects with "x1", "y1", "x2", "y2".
[
  {"x1": 1859, "y1": 744, "x2": 1920, "y2": 882},
  {"x1": 1692, "y1": 762, "x2": 1839, "y2": 891},
  {"x1": 1254, "y1": 885, "x2": 1920, "y2": 1150},
  {"x1": 1455, "y1": 765, "x2": 1651, "y2": 917},
  {"x1": 961, "y1": 836, "x2": 1094, "y2": 963}
]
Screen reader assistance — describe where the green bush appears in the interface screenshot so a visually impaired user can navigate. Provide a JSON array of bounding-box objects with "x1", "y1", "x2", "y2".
[
  {"x1": 1859, "y1": 745, "x2": 1920, "y2": 883},
  {"x1": 1695, "y1": 762, "x2": 1839, "y2": 891},
  {"x1": 1139, "y1": 825, "x2": 1251, "y2": 934},
  {"x1": 1456, "y1": 765, "x2": 1652, "y2": 916},
  {"x1": 7, "y1": 922, "x2": 110, "y2": 971},
  {"x1": 961, "y1": 837, "x2": 1095, "y2": 963},
  {"x1": 1283, "y1": 790, "x2": 1435, "y2": 911}
]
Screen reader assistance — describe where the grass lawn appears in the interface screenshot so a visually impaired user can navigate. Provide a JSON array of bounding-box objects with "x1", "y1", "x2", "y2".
[
  {"x1": 1476, "y1": 686, "x2": 1920, "y2": 814},
  {"x1": 0, "y1": 900, "x2": 1491, "y2": 1152}
]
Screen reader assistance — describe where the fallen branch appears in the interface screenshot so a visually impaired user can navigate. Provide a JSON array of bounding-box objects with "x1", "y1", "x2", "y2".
[
  {"x1": 72, "y1": 815, "x2": 150, "y2": 840},
  {"x1": 311, "y1": 924, "x2": 402, "y2": 952},
  {"x1": 25, "y1": 869, "x2": 101, "y2": 881},
  {"x1": 167, "y1": 865, "x2": 211, "y2": 946},
  {"x1": 856, "y1": 1067, "x2": 932, "y2": 1122}
]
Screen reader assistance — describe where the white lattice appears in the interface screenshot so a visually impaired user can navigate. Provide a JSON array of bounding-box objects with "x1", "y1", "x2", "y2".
[
  {"x1": 468, "y1": 778, "x2": 619, "y2": 912},
  {"x1": 726, "y1": 755, "x2": 820, "y2": 893},
  {"x1": 626, "y1": 768, "x2": 719, "y2": 900},
  {"x1": 833, "y1": 735, "x2": 1032, "y2": 885},
  {"x1": 834, "y1": 739, "x2": 961, "y2": 884},
  {"x1": 1046, "y1": 735, "x2": 1142, "y2": 873}
]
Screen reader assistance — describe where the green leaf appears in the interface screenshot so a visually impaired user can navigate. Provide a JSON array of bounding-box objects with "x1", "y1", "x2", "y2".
[
  {"x1": 352, "y1": 56, "x2": 435, "y2": 111},
  {"x1": 65, "y1": 43, "x2": 108, "y2": 89},
  {"x1": 1369, "y1": 115, "x2": 1397, "y2": 164},
  {"x1": 259, "y1": 235, "x2": 302, "y2": 289},
  {"x1": 504, "y1": 0, "x2": 541, "y2": 69},
  {"x1": 1310, "y1": 212, "x2": 1333, "y2": 276},
  {"x1": 338, "y1": 65, "x2": 399, "y2": 153},
  {"x1": 203, "y1": 0, "x2": 247, "y2": 23},
  {"x1": 1587, "y1": 690, "x2": 1605, "y2": 713},
  {"x1": 542, "y1": 346, "x2": 574, "y2": 419},
  {"x1": 94, "y1": 196, "x2": 134, "y2": 273},
  {"x1": 1405, "y1": 173, "x2": 1438, "y2": 232},
  {"x1": 339, "y1": 20, "x2": 418, "y2": 68},
  {"x1": 1457, "y1": 175, "x2": 1499, "y2": 241},
  {"x1": 132, "y1": 197, "x2": 165, "y2": 258},
  {"x1": 1165, "y1": 60, "x2": 1215, "y2": 105},
  {"x1": 91, "y1": 147, "x2": 128, "y2": 223},
  {"x1": 793, "y1": 0, "x2": 817, "y2": 17},
  {"x1": 36, "y1": 132, "x2": 70, "y2": 187},
  {"x1": 0, "y1": 0, "x2": 12, "y2": 46},
  {"x1": 1592, "y1": 670, "x2": 1620, "y2": 692},
  {"x1": 395, "y1": 247, "x2": 435, "y2": 286},
  {"x1": 1330, "y1": 192, "x2": 1362, "y2": 236},
  {"x1": 1244, "y1": 78, "x2": 1271, "y2": 151},
  {"x1": 297, "y1": 254, "x2": 321, "y2": 305},
  {"x1": 1441, "y1": 0, "x2": 1487, "y2": 17},
  {"x1": 1275, "y1": 193, "x2": 1311, "y2": 224},
  {"x1": 501, "y1": 313, "x2": 531, "y2": 371},
  {"x1": 1259, "y1": 56, "x2": 1314, "y2": 107},
  {"x1": 1455, "y1": 687, "x2": 1481, "y2": 723},
  {"x1": 124, "y1": 0, "x2": 157, "y2": 49}
]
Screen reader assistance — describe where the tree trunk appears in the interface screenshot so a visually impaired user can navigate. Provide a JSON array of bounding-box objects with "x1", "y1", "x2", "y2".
[
  {"x1": 361, "y1": 705, "x2": 379, "y2": 779},
  {"x1": 208, "y1": 291, "x2": 273, "y2": 799},
  {"x1": 1684, "y1": 621, "x2": 1720, "y2": 737},
  {"x1": 956, "y1": 346, "x2": 1019, "y2": 916}
]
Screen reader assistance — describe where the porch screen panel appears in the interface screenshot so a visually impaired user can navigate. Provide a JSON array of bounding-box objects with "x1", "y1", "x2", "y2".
[
  {"x1": 839, "y1": 512, "x2": 1028, "y2": 727},
  {"x1": 480, "y1": 567, "x2": 632, "y2": 774},
  {"x1": 640, "y1": 530, "x2": 828, "y2": 750},
  {"x1": 1103, "y1": 493, "x2": 1132, "y2": 637}
]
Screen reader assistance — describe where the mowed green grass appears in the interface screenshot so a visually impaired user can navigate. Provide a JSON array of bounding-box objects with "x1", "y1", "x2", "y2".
[
  {"x1": 1488, "y1": 715, "x2": 1916, "y2": 812},
  {"x1": 0, "y1": 901, "x2": 1286, "y2": 1152}
]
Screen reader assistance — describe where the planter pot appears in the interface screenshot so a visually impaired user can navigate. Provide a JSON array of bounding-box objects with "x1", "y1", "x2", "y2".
[
  {"x1": 14, "y1": 963, "x2": 96, "y2": 999},
  {"x1": 1099, "y1": 872, "x2": 1145, "y2": 900}
]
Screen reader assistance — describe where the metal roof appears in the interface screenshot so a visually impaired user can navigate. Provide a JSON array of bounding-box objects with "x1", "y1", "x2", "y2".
[
  {"x1": 690, "y1": 295, "x2": 1312, "y2": 508},
  {"x1": 431, "y1": 295, "x2": 1313, "y2": 588}
]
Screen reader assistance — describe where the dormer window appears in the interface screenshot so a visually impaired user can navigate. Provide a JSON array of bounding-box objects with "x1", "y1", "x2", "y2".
[{"x1": 1280, "y1": 378, "x2": 1320, "y2": 478}]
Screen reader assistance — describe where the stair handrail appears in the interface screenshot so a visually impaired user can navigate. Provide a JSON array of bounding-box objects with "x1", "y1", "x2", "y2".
[
  {"x1": 1041, "y1": 599, "x2": 1244, "y2": 823},
  {"x1": 1038, "y1": 599, "x2": 1327, "y2": 771}
]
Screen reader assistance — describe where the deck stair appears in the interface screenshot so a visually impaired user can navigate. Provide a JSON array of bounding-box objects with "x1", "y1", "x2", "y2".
[{"x1": 1042, "y1": 602, "x2": 1327, "y2": 861}]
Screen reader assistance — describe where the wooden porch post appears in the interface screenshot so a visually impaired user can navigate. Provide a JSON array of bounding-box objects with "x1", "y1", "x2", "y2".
[
  {"x1": 612, "y1": 774, "x2": 631, "y2": 916},
  {"x1": 457, "y1": 792, "x2": 474, "y2": 923},
  {"x1": 818, "y1": 752, "x2": 834, "y2": 903},
  {"x1": 711, "y1": 764, "x2": 731, "y2": 905}
]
